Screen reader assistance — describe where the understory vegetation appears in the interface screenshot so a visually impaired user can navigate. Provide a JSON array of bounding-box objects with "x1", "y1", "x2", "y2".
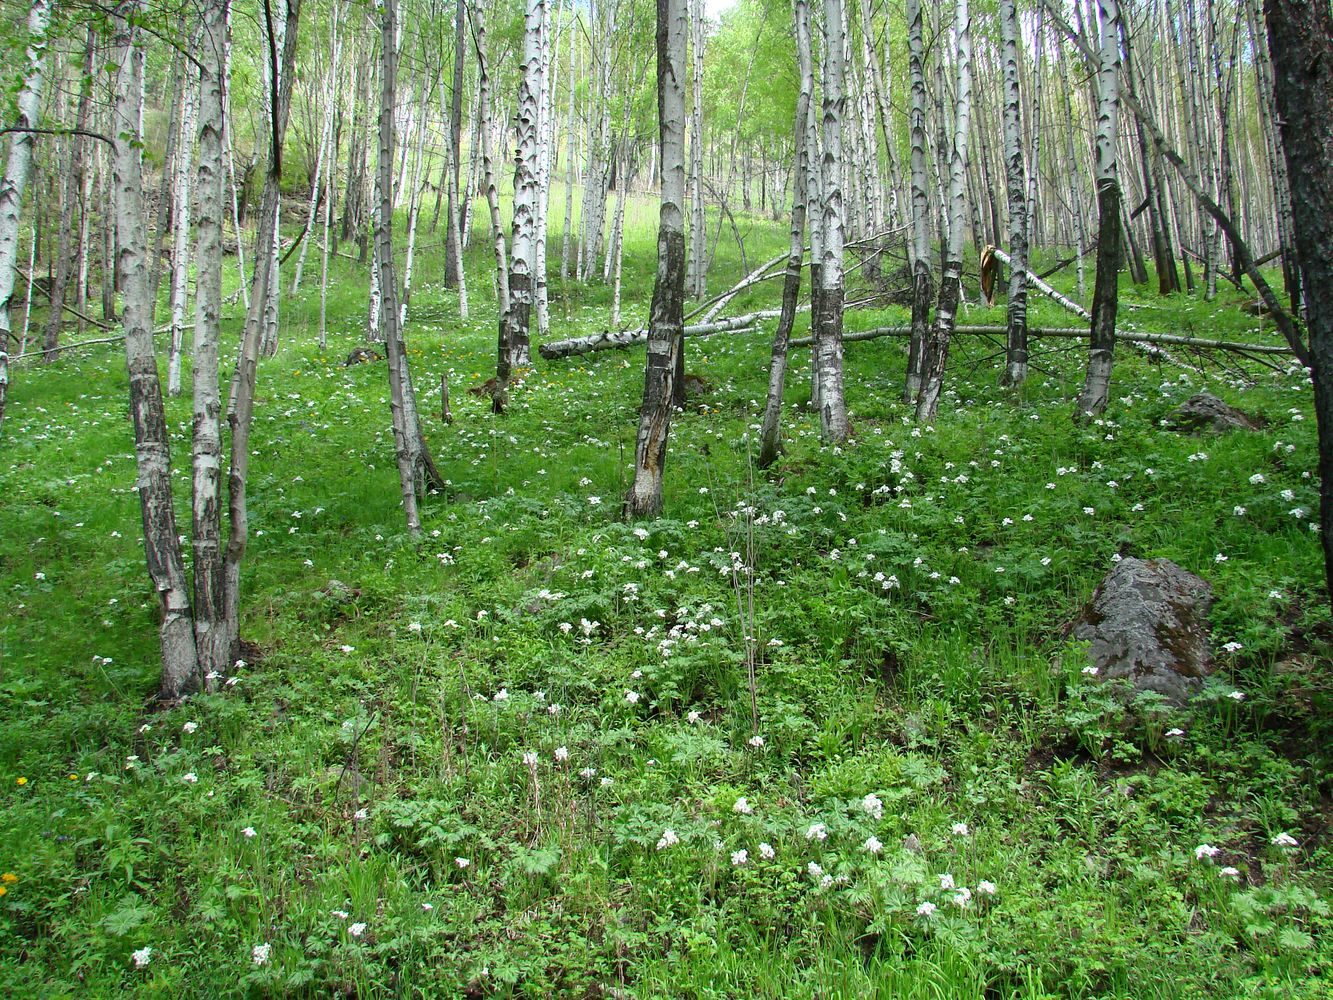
[{"x1": 2, "y1": 199, "x2": 1331, "y2": 997}]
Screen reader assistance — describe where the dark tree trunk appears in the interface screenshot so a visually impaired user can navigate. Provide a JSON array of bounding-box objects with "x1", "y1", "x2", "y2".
[{"x1": 1263, "y1": 0, "x2": 1333, "y2": 607}]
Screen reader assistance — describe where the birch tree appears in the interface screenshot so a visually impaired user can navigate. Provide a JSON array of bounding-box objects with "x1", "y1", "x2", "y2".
[
  {"x1": 44, "y1": 29, "x2": 96, "y2": 363},
  {"x1": 0, "y1": 0, "x2": 53, "y2": 434},
  {"x1": 998, "y1": 0, "x2": 1029, "y2": 387},
  {"x1": 111, "y1": 0, "x2": 200, "y2": 698},
  {"x1": 813, "y1": 0, "x2": 849, "y2": 443},
  {"x1": 687, "y1": 0, "x2": 707, "y2": 299},
  {"x1": 626, "y1": 0, "x2": 687, "y2": 518},
  {"x1": 757, "y1": 0, "x2": 813, "y2": 469},
  {"x1": 192, "y1": 0, "x2": 232, "y2": 680},
  {"x1": 1074, "y1": 0, "x2": 1123, "y2": 420},
  {"x1": 495, "y1": 0, "x2": 546, "y2": 409},
  {"x1": 226, "y1": 0, "x2": 302, "y2": 663},
  {"x1": 915, "y1": 0, "x2": 972, "y2": 422},
  {"x1": 903, "y1": 0, "x2": 931, "y2": 403}
]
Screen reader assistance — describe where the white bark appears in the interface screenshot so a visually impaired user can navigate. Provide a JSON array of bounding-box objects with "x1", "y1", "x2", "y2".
[
  {"x1": 168, "y1": 74, "x2": 200, "y2": 397},
  {"x1": 112, "y1": 1, "x2": 200, "y2": 696},
  {"x1": 687, "y1": 0, "x2": 707, "y2": 298},
  {"x1": 193, "y1": 0, "x2": 231, "y2": 679},
  {"x1": 0, "y1": 0, "x2": 53, "y2": 434},
  {"x1": 915, "y1": 0, "x2": 973, "y2": 422},
  {"x1": 814, "y1": 0, "x2": 849, "y2": 442}
]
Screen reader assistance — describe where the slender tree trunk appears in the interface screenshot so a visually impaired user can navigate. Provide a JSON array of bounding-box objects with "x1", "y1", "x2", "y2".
[
  {"x1": 758, "y1": 3, "x2": 811, "y2": 470},
  {"x1": 999, "y1": 0, "x2": 1029, "y2": 388},
  {"x1": 111, "y1": 0, "x2": 201, "y2": 697},
  {"x1": 168, "y1": 73, "x2": 199, "y2": 397},
  {"x1": 225, "y1": 0, "x2": 302, "y2": 664},
  {"x1": 473, "y1": 1, "x2": 510, "y2": 320},
  {"x1": 1075, "y1": 0, "x2": 1123, "y2": 420},
  {"x1": 148, "y1": 43, "x2": 185, "y2": 324},
  {"x1": 626, "y1": 0, "x2": 687, "y2": 518},
  {"x1": 1262, "y1": 0, "x2": 1333, "y2": 606},
  {"x1": 915, "y1": 0, "x2": 973, "y2": 422},
  {"x1": 0, "y1": 0, "x2": 53, "y2": 434},
  {"x1": 903, "y1": 0, "x2": 932, "y2": 403},
  {"x1": 497, "y1": 0, "x2": 545, "y2": 409},
  {"x1": 292, "y1": 3, "x2": 341, "y2": 295},
  {"x1": 44, "y1": 30, "x2": 96, "y2": 363},
  {"x1": 193, "y1": 0, "x2": 231, "y2": 680},
  {"x1": 444, "y1": 0, "x2": 467, "y2": 288},
  {"x1": 687, "y1": 0, "x2": 707, "y2": 299},
  {"x1": 378, "y1": 0, "x2": 440, "y2": 534},
  {"x1": 814, "y1": 0, "x2": 849, "y2": 443}
]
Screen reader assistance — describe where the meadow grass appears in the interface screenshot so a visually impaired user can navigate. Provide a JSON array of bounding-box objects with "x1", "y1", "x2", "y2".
[{"x1": 1, "y1": 194, "x2": 1330, "y2": 997}]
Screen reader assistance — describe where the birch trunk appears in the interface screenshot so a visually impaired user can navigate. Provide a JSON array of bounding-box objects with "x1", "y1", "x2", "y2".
[
  {"x1": 168, "y1": 75, "x2": 200, "y2": 397},
  {"x1": 687, "y1": 0, "x2": 707, "y2": 299},
  {"x1": 472, "y1": 0, "x2": 510, "y2": 318},
  {"x1": 903, "y1": 0, "x2": 932, "y2": 403},
  {"x1": 0, "y1": 0, "x2": 53, "y2": 434},
  {"x1": 495, "y1": 0, "x2": 545, "y2": 408},
  {"x1": 292, "y1": 3, "x2": 341, "y2": 295},
  {"x1": 444, "y1": 0, "x2": 467, "y2": 288},
  {"x1": 193, "y1": 0, "x2": 231, "y2": 680},
  {"x1": 1074, "y1": 0, "x2": 1123, "y2": 420},
  {"x1": 44, "y1": 29, "x2": 96, "y2": 362},
  {"x1": 111, "y1": 1, "x2": 201, "y2": 697},
  {"x1": 999, "y1": 0, "x2": 1029, "y2": 387},
  {"x1": 758, "y1": 0, "x2": 812, "y2": 470},
  {"x1": 225, "y1": 0, "x2": 302, "y2": 664},
  {"x1": 626, "y1": 0, "x2": 687, "y2": 518},
  {"x1": 379, "y1": 0, "x2": 427, "y2": 533},
  {"x1": 814, "y1": 0, "x2": 849, "y2": 443},
  {"x1": 915, "y1": 0, "x2": 972, "y2": 423}
]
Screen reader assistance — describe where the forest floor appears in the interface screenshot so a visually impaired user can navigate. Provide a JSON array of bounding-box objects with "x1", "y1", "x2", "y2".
[{"x1": 2, "y1": 195, "x2": 1332, "y2": 997}]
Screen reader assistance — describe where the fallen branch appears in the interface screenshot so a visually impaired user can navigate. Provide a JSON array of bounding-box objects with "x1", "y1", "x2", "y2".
[
  {"x1": 788, "y1": 324, "x2": 1294, "y2": 355},
  {"x1": 539, "y1": 308, "x2": 801, "y2": 359},
  {"x1": 17, "y1": 266, "x2": 113, "y2": 329},
  {"x1": 11, "y1": 329, "x2": 154, "y2": 362},
  {"x1": 988, "y1": 247, "x2": 1090, "y2": 319}
]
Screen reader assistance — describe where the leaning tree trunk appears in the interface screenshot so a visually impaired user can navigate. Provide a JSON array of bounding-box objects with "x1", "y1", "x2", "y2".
[
  {"x1": 903, "y1": 0, "x2": 932, "y2": 403},
  {"x1": 192, "y1": 0, "x2": 232, "y2": 681},
  {"x1": 1074, "y1": 0, "x2": 1123, "y2": 421},
  {"x1": 0, "y1": 0, "x2": 53, "y2": 435},
  {"x1": 999, "y1": 0, "x2": 1030, "y2": 388},
  {"x1": 495, "y1": 0, "x2": 545, "y2": 411},
  {"x1": 626, "y1": 0, "x2": 687, "y2": 519},
  {"x1": 813, "y1": 0, "x2": 849, "y2": 443},
  {"x1": 757, "y1": 0, "x2": 812, "y2": 471},
  {"x1": 915, "y1": 0, "x2": 973, "y2": 422},
  {"x1": 1262, "y1": 0, "x2": 1333, "y2": 608},
  {"x1": 111, "y1": 0, "x2": 201, "y2": 698}
]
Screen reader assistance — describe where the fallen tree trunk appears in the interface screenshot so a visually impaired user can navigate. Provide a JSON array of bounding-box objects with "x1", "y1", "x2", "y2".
[
  {"x1": 538, "y1": 307, "x2": 803, "y2": 358},
  {"x1": 789, "y1": 324, "x2": 1294, "y2": 355},
  {"x1": 989, "y1": 246, "x2": 1090, "y2": 319}
]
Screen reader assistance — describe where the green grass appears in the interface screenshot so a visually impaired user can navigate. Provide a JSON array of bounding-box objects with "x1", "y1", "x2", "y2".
[{"x1": 1, "y1": 195, "x2": 1330, "y2": 998}]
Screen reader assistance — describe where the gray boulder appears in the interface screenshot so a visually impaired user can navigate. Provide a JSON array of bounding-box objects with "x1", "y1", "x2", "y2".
[
  {"x1": 1067, "y1": 557, "x2": 1215, "y2": 705},
  {"x1": 1167, "y1": 392, "x2": 1264, "y2": 433}
]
